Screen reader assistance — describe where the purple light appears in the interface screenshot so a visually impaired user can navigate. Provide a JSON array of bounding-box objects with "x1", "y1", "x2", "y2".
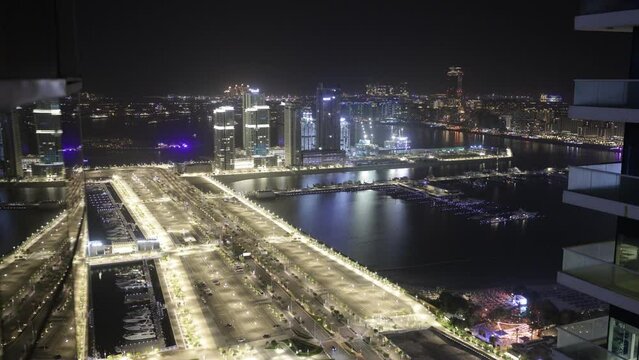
[
  {"x1": 156, "y1": 142, "x2": 192, "y2": 150},
  {"x1": 61, "y1": 146, "x2": 81, "y2": 152}
]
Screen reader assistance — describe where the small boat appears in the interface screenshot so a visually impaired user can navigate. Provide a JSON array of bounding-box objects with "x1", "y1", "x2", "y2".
[
  {"x1": 123, "y1": 330, "x2": 156, "y2": 341},
  {"x1": 481, "y1": 216, "x2": 508, "y2": 225}
]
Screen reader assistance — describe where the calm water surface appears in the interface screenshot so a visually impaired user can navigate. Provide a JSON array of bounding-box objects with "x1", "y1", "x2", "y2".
[{"x1": 218, "y1": 127, "x2": 619, "y2": 289}]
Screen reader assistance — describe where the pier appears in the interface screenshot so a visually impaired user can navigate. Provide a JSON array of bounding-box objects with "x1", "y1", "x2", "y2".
[
  {"x1": 249, "y1": 170, "x2": 548, "y2": 226},
  {"x1": 253, "y1": 168, "x2": 565, "y2": 199}
]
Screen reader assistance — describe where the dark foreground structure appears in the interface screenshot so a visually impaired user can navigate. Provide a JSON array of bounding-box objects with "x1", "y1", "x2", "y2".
[{"x1": 554, "y1": 2, "x2": 639, "y2": 359}]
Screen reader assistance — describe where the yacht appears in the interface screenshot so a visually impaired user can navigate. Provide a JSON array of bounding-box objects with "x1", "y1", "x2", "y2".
[
  {"x1": 126, "y1": 307, "x2": 150, "y2": 316},
  {"x1": 123, "y1": 321, "x2": 154, "y2": 331},
  {"x1": 509, "y1": 209, "x2": 538, "y2": 221},
  {"x1": 116, "y1": 278, "x2": 147, "y2": 289},
  {"x1": 124, "y1": 293, "x2": 149, "y2": 304},
  {"x1": 116, "y1": 268, "x2": 143, "y2": 278},
  {"x1": 123, "y1": 314, "x2": 151, "y2": 323},
  {"x1": 123, "y1": 330, "x2": 156, "y2": 341}
]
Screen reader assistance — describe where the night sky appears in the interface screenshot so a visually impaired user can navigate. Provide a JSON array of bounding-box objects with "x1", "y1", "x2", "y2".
[{"x1": 78, "y1": 0, "x2": 632, "y2": 97}]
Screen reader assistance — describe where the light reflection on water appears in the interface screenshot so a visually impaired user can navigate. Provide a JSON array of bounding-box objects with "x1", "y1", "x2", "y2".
[{"x1": 219, "y1": 127, "x2": 619, "y2": 289}]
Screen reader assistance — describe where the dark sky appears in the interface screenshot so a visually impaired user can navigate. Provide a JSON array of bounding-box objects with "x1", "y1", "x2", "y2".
[{"x1": 78, "y1": 1, "x2": 632, "y2": 97}]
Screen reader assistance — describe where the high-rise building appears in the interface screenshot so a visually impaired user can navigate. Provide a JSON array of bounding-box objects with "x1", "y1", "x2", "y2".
[
  {"x1": 33, "y1": 101, "x2": 62, "y2": 164},
  {"x1": 300, "y1": 107, "x2": 316, "y2": 151},
  {"x1": 283, "y1": 104, "x2": 301, "y2": 167},
  {"x1": 242, "y1": 88, "x2": 264, "y2": 110},
  {"x1": 213, "y1": 106, "x2": 235, "y2": 170},
  {"x1": 242, "y1": 88, "x2": 268, "y2": 154},
  {"x1": 316, "y1": 83, "x2": 341, "y2": 151},
  {"x1": 243, "y1": 105, "x2": 270, "y2": 155},
  {"x1": 340, "y1": 117, "x2": 350, "y2": 151},
  {"x1": 447, "y1": 66, "x2": 463, "y2": 99},
  {"x1": 32, "y1": 101, "x2": 65, "y2": 176},
  {"x1": 0, "y1": 111, "x2": 23, "y2": 178},
  {"x1": 553, "y1": 4, "x2": 639, "y2": 360}
]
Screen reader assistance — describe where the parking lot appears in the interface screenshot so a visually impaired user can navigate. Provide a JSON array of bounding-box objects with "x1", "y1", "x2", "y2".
[
  {"x1": 271, "y1": 239, "x2": 415, "y2": 322},
  {"x1": 181, "y1": 250, "x2": 288, "y2": 347}
]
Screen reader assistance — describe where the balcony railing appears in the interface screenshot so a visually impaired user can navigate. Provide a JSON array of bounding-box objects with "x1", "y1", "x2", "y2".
[
  {"x1": 565, "y1": 163, "x2": 639, "y2": 209},
  {"x1": 573, "y1": 80, "x2": 639, "y2": 109},
  {"x1": 555, "y1": 316, "x2": 622, "y2": 360},
  {"x1": 580, "y1": 0, "x2": 639, "y2": 15},
  {"x1": 562, "y1": 241, "x2": 639, "y2": 303}
]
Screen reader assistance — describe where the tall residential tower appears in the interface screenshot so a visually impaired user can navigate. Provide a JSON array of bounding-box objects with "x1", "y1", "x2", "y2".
[
  {"x1": 242, "y1": 88, "x2": 269, "y2": 155},
  {"x1": 554, "y1": 3, "x2": 639, "y2": 360},
  {"x1": 213, "y1": 106, "x2": 235, "y2": 170},
  {"x1": 283, "y1": 104, "x2": 301, "y2": 167},
  {"x1": 32, "y1": 101, "x2": 64, "y2": 176},
  {"x1": 243, "y1": 105, "x2": 270, "y2": 155},
  {"x1": 316, "y1": 83, "x2": 341, "y2": 151}
]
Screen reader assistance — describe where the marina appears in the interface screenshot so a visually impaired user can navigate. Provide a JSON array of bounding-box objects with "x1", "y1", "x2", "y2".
[
  {"x1": 250, "y1": 169, "x2": 556, "y2": 226},
  {"x1": 88, "y1": 259, "x2": 175, "y2": 358},
  {"x1": 85, "y1": 182, "x2": 147, "y2": 256}
]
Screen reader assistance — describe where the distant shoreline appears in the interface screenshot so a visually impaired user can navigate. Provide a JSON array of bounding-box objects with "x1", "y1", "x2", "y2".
[
  {"x1": 213, "y1": 157, "x2": 509, "y2": 182},
  {"x1": 424, "y1": 124, "x2": 620, "y2": 152}
]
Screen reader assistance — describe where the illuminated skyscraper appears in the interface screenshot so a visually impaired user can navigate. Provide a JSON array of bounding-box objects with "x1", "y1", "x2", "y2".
[
  {"x1": 31, "y1": 101, "x2": 65, "y2": 176},
  {"x1": 300, "y1": 107, "x2": 316, "y2": 151},
  {"x1": 242, "y1": 88, "x2": 265, "y2": 110},
  {"x1": 243, "y1": 105, "x2": 270, "y2": 155},
  {"x1": 283, "y1": 104, "x2": 301, "y2": 167},
  {"x1": 340, "y1": 117, "x2": 350, "y2": 151},
  {"x1": 34, "y1": 101, "x2": 62, "y2": 164},
  {"x1": 213, "y1": 106, "x2": 235, "y2": 170},
  {"x1": 242, "y1": 88, "x2": 268, "y2": 154},
  {"x1": 316, "y1": 83, "x2": 341, "y2": 151}
]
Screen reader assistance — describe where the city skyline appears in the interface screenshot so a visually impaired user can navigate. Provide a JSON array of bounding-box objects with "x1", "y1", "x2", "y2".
[{"x1": 3, "y1": 1, "x2": 639, "y2": 359}]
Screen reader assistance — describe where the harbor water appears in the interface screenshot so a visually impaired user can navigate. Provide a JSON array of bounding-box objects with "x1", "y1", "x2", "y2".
[{"x1": 215, "y1": 127, "x2": 619, "y2": 289}]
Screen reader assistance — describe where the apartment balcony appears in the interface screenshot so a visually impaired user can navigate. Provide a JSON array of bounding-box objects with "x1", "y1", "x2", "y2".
[
  {"x1": 576, "y1": 0, "x2": 639, "y2": 32},
  {"x1": 557, "y1": 241, "x2": 639, "y2": 314},
  {"x1": 569, "y1": 80, "x2": 639, "y2": 123},
  {"x1": 562, "y1": 163, "x2": 639, "y2": 220},
  {"x1": 553, "y1": 316, "x2": 622, "y2": 360}
]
